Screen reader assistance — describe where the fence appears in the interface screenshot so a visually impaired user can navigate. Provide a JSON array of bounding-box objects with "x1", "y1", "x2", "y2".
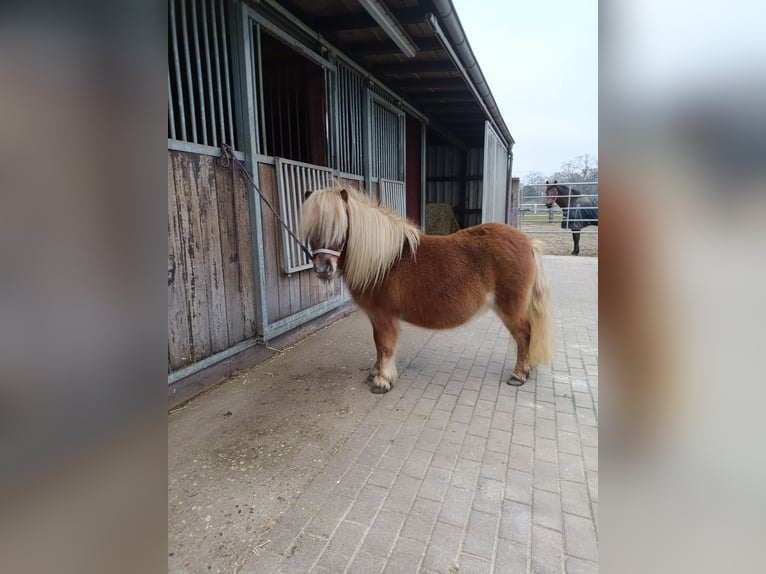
[{"x1": 519, "y1": 181, "x2": 598, "y2": 234}]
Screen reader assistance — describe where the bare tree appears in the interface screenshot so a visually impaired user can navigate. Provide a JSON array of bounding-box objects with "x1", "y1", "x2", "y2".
[{"x1": 551, "y1": 154, "x2": 598, "y2": 183}]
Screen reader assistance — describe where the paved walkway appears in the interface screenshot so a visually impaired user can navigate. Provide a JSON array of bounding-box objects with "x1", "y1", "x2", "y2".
[{"x1": 239, "y1": 256, "x2": 598, "y2": 574}]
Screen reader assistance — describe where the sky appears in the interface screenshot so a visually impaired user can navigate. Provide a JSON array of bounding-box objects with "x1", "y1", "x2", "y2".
[{"x1": 451, "y1": 0, "x2": 598, "y2": 180}]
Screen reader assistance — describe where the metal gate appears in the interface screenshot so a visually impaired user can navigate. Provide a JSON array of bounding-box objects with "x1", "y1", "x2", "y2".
[{"x1": 369, "y1": 93, "x2": 406, "y2": 213}]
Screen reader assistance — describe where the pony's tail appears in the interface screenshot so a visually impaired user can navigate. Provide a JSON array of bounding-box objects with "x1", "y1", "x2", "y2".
[{"x1": 528, "y1": 240, "x2": 554, "y2": 367}]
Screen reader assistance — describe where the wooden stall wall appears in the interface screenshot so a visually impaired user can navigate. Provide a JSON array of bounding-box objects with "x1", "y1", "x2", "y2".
[
  {"x1": 168, "y1": 150, "x2": 257, "y2": 372},
  {"x1": 257, "y1": 164, "x2": 349, "y2": 324}
]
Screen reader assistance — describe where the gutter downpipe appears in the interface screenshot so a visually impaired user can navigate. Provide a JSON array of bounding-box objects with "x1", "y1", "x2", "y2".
[{"x1": 427, "y1": 0, "x2": 515, "y2": 151}]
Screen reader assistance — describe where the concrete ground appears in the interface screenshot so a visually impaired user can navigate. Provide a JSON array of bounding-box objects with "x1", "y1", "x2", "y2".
[{"x1": 169, "y1": 255, "x2": 598, "y2": 574}]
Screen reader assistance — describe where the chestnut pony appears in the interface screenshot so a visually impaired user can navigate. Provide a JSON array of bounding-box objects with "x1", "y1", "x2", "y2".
[{"x1": 300, "y1": 186, "x2": 553, "y2": 393}]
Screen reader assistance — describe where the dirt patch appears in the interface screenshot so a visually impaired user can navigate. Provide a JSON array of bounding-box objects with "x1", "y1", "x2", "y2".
[
  {"x1": 521, "y1": 222, "x2": 599, "y2": 257},
  {"x1": 168, "y1": 310, "x2": 433, "y2": 574}
]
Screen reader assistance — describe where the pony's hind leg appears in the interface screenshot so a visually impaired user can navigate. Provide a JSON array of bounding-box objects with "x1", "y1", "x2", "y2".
[
  {"x1": 494, "y1": 302, "x2": 532, "y2": 386},
  {"x1": 369, "y1": 315, "x2": 400, "y2": 394},
  {"x1": 506, "y1": 317, "x2": 532, "y2": 386}
]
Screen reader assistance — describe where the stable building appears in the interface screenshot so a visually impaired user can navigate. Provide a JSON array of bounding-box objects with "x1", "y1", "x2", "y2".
[{"x1": 168, "y1": 0, "x2": 517, "y2": 404}]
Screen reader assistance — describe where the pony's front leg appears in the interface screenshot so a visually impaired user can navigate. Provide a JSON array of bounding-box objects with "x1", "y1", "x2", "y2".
[
  {"x1": 370, "y1": 316, "x2": 400, "y2": 394},
  {"x1": 571, "y1": 230, "x2": 581, "y2": 256}
]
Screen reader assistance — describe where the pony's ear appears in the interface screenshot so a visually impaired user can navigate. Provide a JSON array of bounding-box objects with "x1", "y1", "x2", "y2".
[
  {"x1": 554, "y1": 180, "x2": 558, "y2": 184},
  {"x1": 545, "y1": 180, "x2": 549, "y2": 184},
  {"x1": 339, "y1": 188, "x2": 349, "y2": 202},
  {"x1": 304, "y1": 190, "x2": 313, "y2": 200}
]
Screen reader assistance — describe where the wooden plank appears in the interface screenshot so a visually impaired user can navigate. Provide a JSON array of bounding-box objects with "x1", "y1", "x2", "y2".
[
  {"x1": 214, "y1": 157, "x2": 246, "y2": 344},
  {"x1": 198, "y1": 155, "x2": 228, "y2": 353},
  {"x1": 172, "y1": 151, "x2": 211, "y2": 361},
  {"x1": 167, "y1": 153, "x2": 193, "y2": 371},
  {"x1": 257, "y1": 163, "x2": 283, "y2": 323},
  {"x1": 232, "y1": 164, "x2": 257, "y2": 338}
]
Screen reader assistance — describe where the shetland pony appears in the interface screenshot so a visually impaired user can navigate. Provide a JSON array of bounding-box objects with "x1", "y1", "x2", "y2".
[
  {"x1": 545, "y1": 181, "x2": 599, "y2": 256},
  {"x1": 300, "y1": 187, "x2": 553, "y2": 394}
]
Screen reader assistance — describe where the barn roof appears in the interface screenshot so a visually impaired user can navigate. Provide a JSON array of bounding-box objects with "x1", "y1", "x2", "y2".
[{"x1": 262, "y1": 0, "x2": 514, "y2": 150}]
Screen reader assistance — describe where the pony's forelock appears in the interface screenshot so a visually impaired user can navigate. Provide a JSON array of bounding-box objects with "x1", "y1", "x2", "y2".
[
  {"x1": 299, "y1": 187, "x2": 349, "y2": 247},
  {"x1": 300, "y1": 186, "x2": 420, "y2": 292}
]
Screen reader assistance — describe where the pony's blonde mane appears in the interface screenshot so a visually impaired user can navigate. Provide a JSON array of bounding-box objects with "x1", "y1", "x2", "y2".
[{"x1": 300, "y1": 186, "x2": 421, "y2": 292}]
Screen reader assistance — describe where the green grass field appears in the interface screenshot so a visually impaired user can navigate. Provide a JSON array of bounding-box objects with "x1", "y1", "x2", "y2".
[{"x1": 519, "y1": 208, "x2": 563, "y2": 223}]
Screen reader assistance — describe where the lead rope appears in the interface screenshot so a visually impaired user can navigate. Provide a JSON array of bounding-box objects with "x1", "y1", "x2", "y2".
[{"x1": 220, "y1": 143, "x2": 313, "y2": 261}]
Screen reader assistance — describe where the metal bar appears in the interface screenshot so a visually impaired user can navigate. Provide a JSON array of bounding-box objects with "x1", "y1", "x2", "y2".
[
  {"x1": 340, "y1": 66, "x2": 347, "y2": 172},
  {"x1": 168, "y1": 71, "x2": 176, "y2": 140},
  {"x1": 210, "y1": 0, "x2": 225, "y2": 146},
  {"x1": 420, "y1": 121, "x2": 426, "y2": 229},
  {"x1": 167, "y1": 138, "x2": 245, "y2": 159},
  {"x1": 170, "y1": 0, "x2": 187, "y2": 141},
  {"x1": 168, "y1": 336, "x2": 261, "y2": 385},
  {"x1": 363, "y1": 86, "x2": 371, "y2": 194},
  {"x1": 220, "y1": 0, "x2": 235, "y2": 147},
  {"x1": 239, "y1": 3, "x2": 269, "y2": 336},
  {"x1": 256, "y1": 25, "x2": 269, "y2": 156},
  {"x1": 200, "y1": 0, "x2": 216, "y2": 146},
  {"x1": 190, "y1": 0, "x2": 208, "y2": 145},
  {"x1": 180, "y1": 0, "x2": 198, "y2": 142},
  {"x1": 263, "y1": 294, "x2": 346, "y2": 340},
  {"x1": 250, "y1": 11, "x2": 336, "y2": 71}
]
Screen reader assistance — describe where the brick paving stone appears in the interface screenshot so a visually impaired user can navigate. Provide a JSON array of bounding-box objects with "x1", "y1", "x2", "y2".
[
  {"x1": 531, "y1": 525, "x2": 564, "y2": 574},
  {"x1": 495, "y1": 540, "x2": 528, "y2": 573},
  {"x1": 358, "y1": 509, "x2": 406, "y2": 558},
  {"x1": 313, "y1": 521, "x2": 363, "y2": 572},
  {"x1": 505, "y1": 468, "x2": 533, "y2": 504},
  {"x1": 558, "y1": 452, "x2": 586, "y2": 483},
  {"x1": 459, "y1": 434, "x2": 487, "y2": 462},
  {"x1": 508, "y1": 444, "x2": 533, "y2": 473},
  {"x1": 458, "y1": 552, "x2": 491, "y2": 574},
  {"x1": 346, "y1": 483, "x2": 389, "y2": 526},
  {"x1": 534, "y1": 459, "x2": 560, "y2": 493},
  {"x1": 421, "y1": 521, "x2": 462, "y2": 572},
  {"x1": 480, "y1": 449, "x2": 508, "y2": 482},
  {"x1": 382, "y1": 474, "x2": 422, "y2": 514},
  {"x1": 462, "y1": 509, "x2": 499, "y2": 559},
  {"x1": 533, "y1": 488, "x2": 563, "y2": 532},
  {"x1": 560, "y1": 481, "x2": 592, "y2": 519},
  {"x1": 346, "y1": 550, "x2": 386, "y2": 574},
  {"x1": 472, "y1": 477, "x2": 504, "y2": 516},
  {"x1": 512, "y1": 423, "x2": 535, "y2": 447},
  {"x1": 566, "y1": 556, "x2": 598, "y2": 574},
  {"x1": 499, "y1": 499, "x2": 531, "y2": 544},
  {"x1": 451, "y1": 458, "x2": 480, "y2": 490},
  {"x1": 418, "y1": 466, "x2": 451, "y2": 502},
  {"x1": 466, "y1": 415, "x2": 492, "y2": 438},
  {"x1": 486, "y1": 428, "x2": 512, "y2": 454},
  {"x1": 564, "y1": 513, "x2": 598, "y2": 562},
  {"x1": 438, "y1": 485, "x2": 474, "y2": 527},
  {"x1": 277, "y1": 533, "x2": 326, "y2": 574},
  {"x1": 384, "y1": 537, "x2": 427, "y2": 574},
  {"x1": 400, "y1": 497, "x2": 440, "y2": 542}
]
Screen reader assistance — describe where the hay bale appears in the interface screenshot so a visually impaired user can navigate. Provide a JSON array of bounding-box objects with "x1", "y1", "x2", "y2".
[{"x1": 425, "y1": 203, "x2": 460, "y2": 235}]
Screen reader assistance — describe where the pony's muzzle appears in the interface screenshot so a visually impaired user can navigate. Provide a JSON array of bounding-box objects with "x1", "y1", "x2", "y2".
[{"x1": 312, "y1": 253, "x2": 338, "y2": 280}]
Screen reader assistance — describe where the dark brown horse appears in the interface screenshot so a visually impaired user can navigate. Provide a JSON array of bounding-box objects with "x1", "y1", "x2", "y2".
[
  {"x1": 545, "y1": 181, "x2": 599, "y2": 255},
  {"x1": 300, "y1": 186, "x2": 554, "y2": 393}
]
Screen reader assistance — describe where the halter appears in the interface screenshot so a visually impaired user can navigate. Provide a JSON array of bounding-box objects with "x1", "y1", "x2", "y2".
[{"x1": 311, "y1": 241, "x2": 345, "y2": 258}]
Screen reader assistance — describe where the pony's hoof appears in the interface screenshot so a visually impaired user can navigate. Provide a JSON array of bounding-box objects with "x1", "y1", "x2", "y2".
[
  {"x1": 571, "y1": 251, "x2": 579, "y2": 256},
  {"x1": 507, "y1": 376, "x2": 526, "y2": 386},
  {"x1": 371, "y1": 376, "x2": 391, "y2": 394}
]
